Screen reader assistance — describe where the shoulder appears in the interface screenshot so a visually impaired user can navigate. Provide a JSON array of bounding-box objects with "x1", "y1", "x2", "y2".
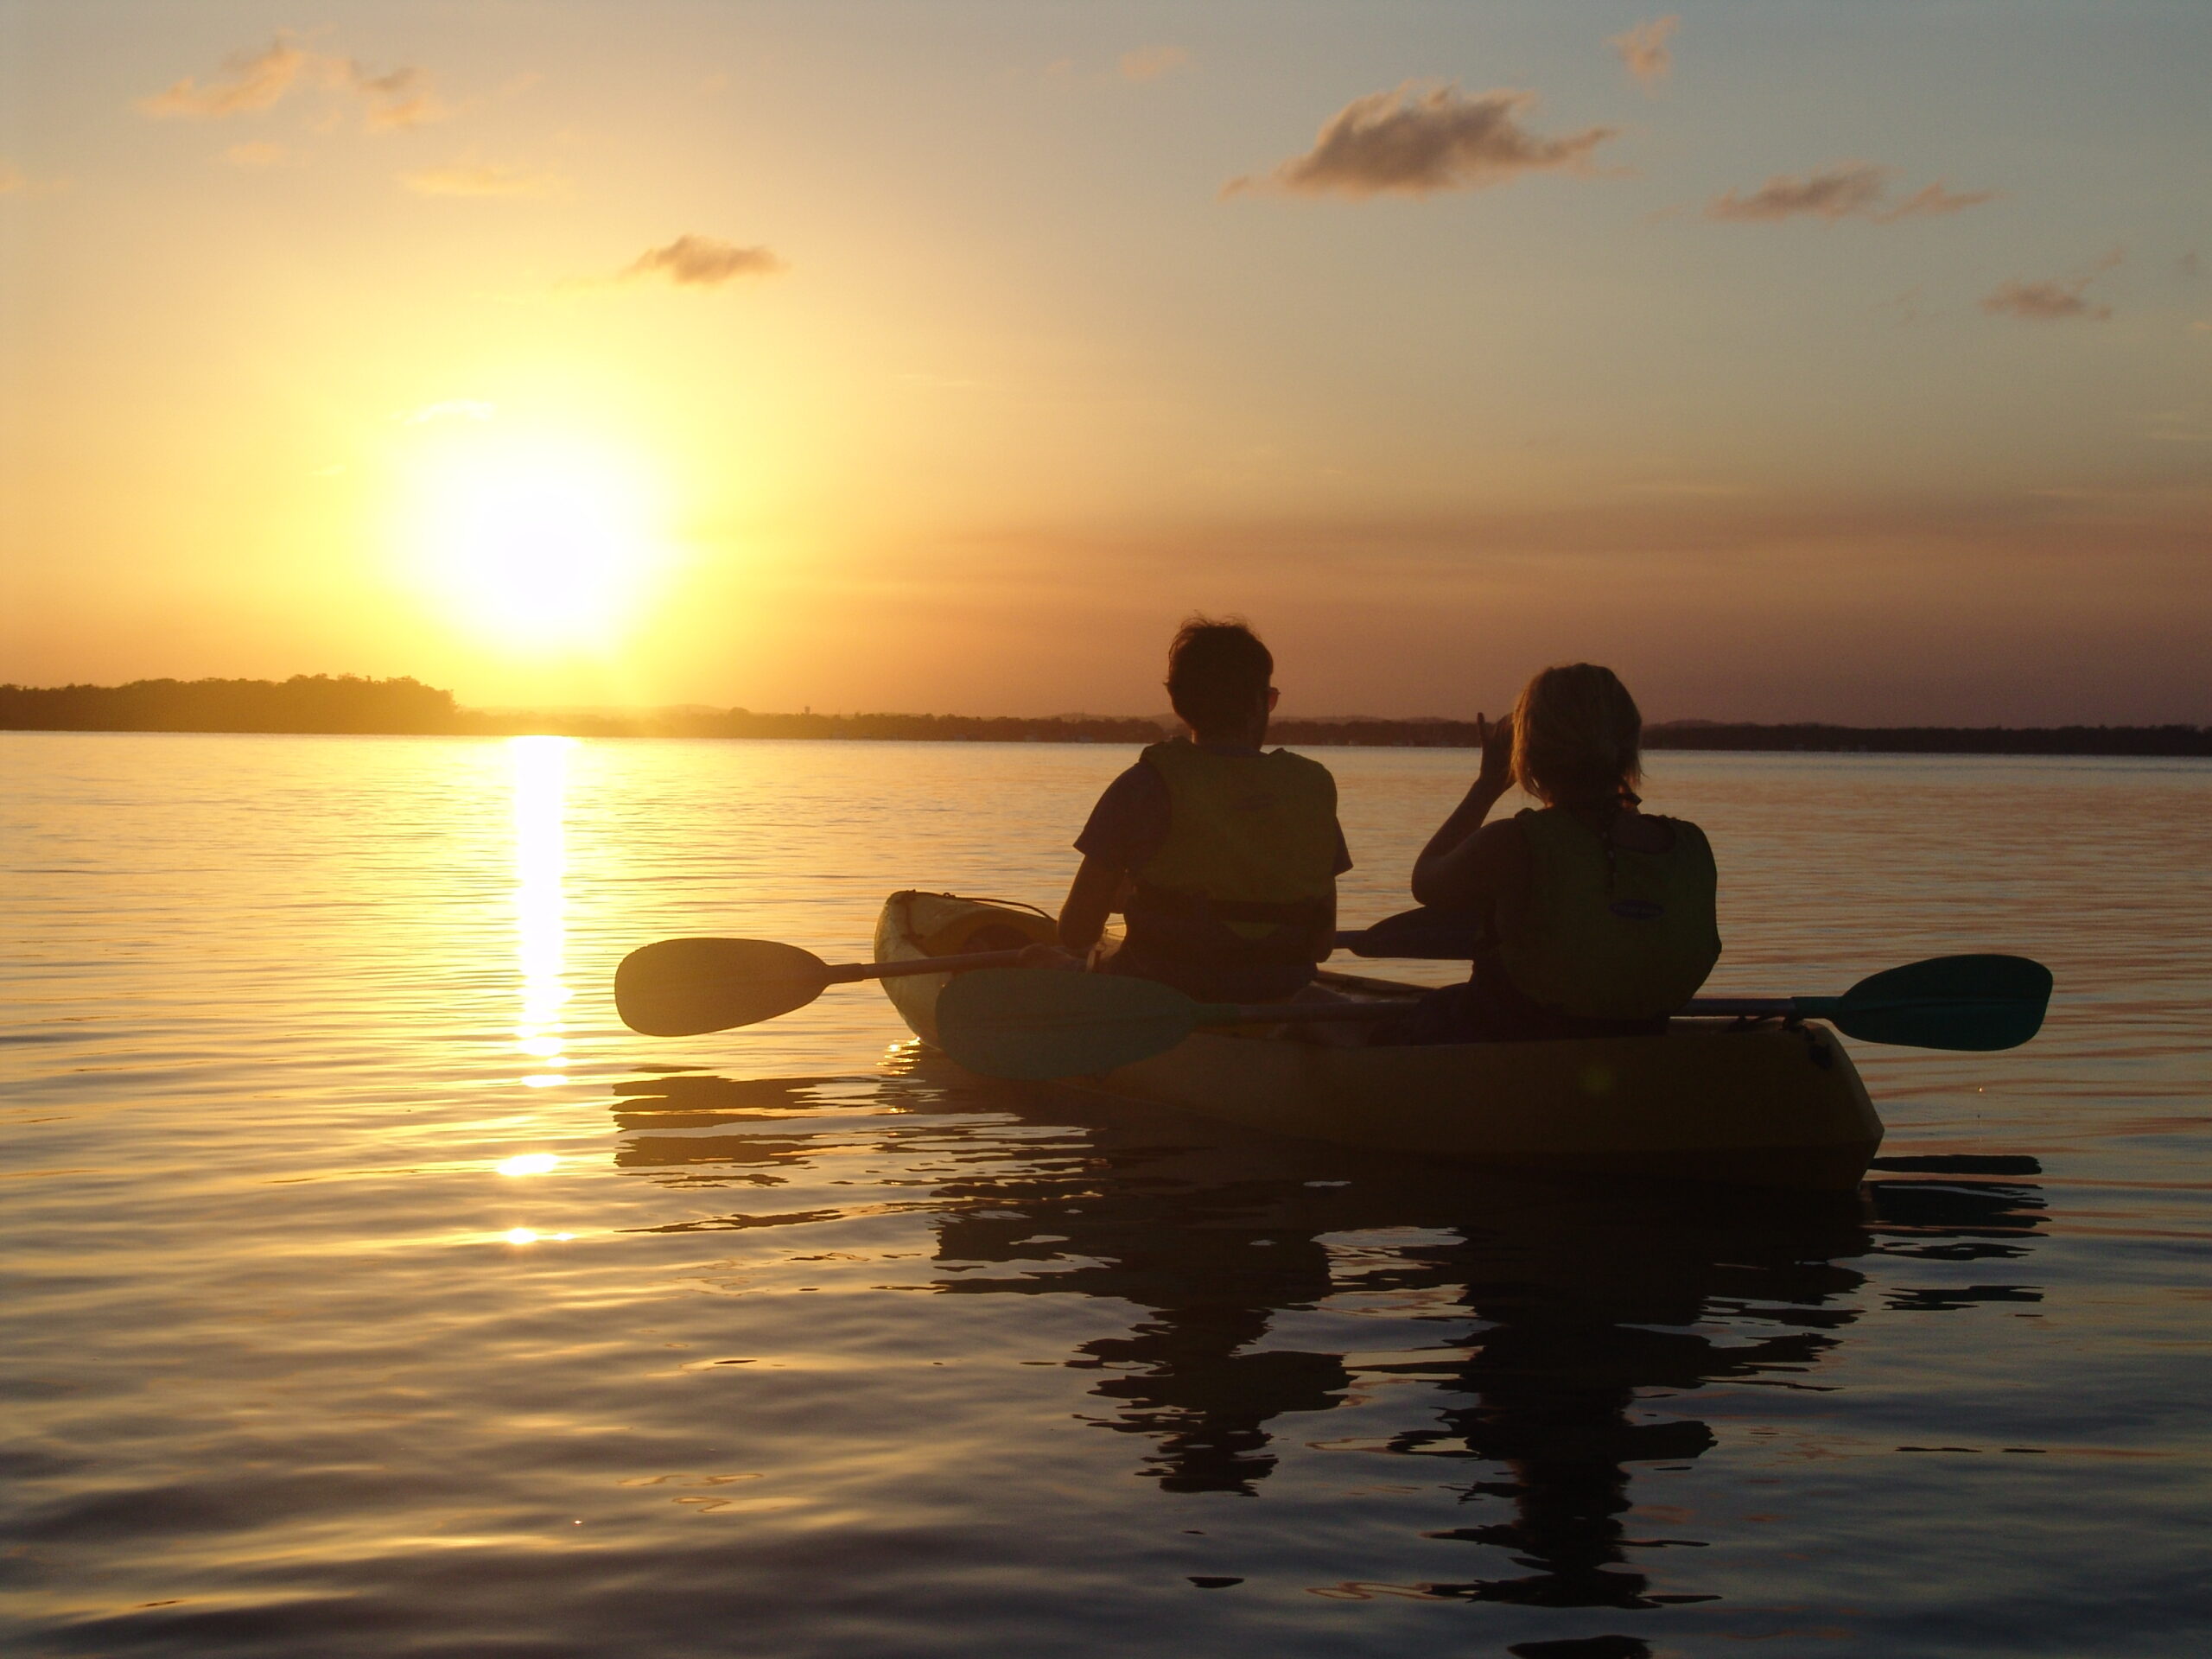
[
  {"x1": 1100, "y1": 759, "x2": 1169, "y2": 805},
  {"x1": 1506, "y1": 805, "x2": 1554, "y2": 843},
  {"x1": 1484, "y1": 816, "x2": 1533, "y2": 855},
  {"x1": 1075, "y1": 761, "x2": 1171, "y2": 863},
  {"x1": 1645, "y1": 811, "x2": 1708, "y2": 839},
  {"x1": 1265, "y1": 747, "x2": 1338, "y2": 793}
]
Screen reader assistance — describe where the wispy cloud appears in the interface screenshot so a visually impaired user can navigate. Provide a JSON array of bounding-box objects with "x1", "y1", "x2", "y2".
[
  {"x1": 1609, "y1": 16, "x2": 1679, "y2": 91},
  {"x1": 139, "y1": 39, "x2": 310, "y2": 118},
  {"x1": 1118, "y1": 45, "x2": 1190, "y2": 83},
  {"x1": 1874, "y1": 181, "x2": 1999, "y2": 221},
  {"x1": 403, "y1": 161, "x2": 563, "y2": 198},
  {"x1": 138, "y1": 35, "x2": 443, "y2": 130},
  {"x1": 1982, "y1": 251, "x2": 2122, "y2": 322},
  {"x1": 0, "y1": 159, "x2": 67, "y2": 197},
  {"x1": 223, "y1": 141, "x2": 293, "y2": 169},
  {"x1": 1705, "y1": 161, "x2": 1995, "y2": 223},
  {"x1": 1224, "y1": 82, "x2": 1618, "y2": 200},
  {"x1": 621, "y1": 235, "x2": 785, "y2": 287},
  {"x1": 400, "y1": 400, "x2": 497, "y2": 424},
  {"x1": 342, "y1": 61, "x2": 442, "y2": 130}
]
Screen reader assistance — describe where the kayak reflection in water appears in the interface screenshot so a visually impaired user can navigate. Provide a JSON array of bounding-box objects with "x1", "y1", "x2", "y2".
[
  {"x1": 1039, "y1": 616, "x2": 1353, "y2": 1007},
  {"x1": 925, "y1": 1122, "x2": 1880, "y2": 1608},
  {"x1": 1401, "y1": 663, "x2": 1722, "y2": 1045},
  {"x1": 600, "y1": 1061, "x2": 2047, "y2": 1612}
]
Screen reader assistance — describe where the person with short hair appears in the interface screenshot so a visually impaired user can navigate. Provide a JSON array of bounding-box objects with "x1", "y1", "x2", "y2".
[
  {"x1": 1400, "y1": 663, "x2": 1720, "y2": 1042},
  {"x1": 1052, "y1": 617, "x2": 1351, "y2": 1002}
]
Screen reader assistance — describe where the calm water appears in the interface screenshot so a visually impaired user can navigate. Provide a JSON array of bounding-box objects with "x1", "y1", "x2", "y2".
[{"x1": 3, "y1": 732, "x2": 2209, "y2": 1658}]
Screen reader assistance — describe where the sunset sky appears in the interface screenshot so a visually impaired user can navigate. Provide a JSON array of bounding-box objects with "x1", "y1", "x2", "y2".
[{"x1": 3, "y1": 2, "x2": 2207, "y2": 722}]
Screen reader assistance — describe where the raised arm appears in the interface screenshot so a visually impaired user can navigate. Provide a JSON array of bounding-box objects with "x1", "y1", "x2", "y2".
[{"x1": 1410, "y1": 716, "x2": 1523, "y2": 910}]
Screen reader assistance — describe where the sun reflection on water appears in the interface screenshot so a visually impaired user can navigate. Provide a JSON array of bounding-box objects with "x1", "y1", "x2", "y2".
[{"x1": 511, "y1": 736, "x2": 571, "y2": 1085}]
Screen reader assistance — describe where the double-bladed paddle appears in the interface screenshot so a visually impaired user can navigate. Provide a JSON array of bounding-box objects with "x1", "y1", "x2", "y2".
[
  {"x1": 1334, "y1": 906, "x2": 1479, "y2": 958},
  {"x1": 614, "y1": 937, "x2": 1033, "y2": 1038},
  {"x1": 934, "y1": 953, "x2": 2053, "y2": 1081}
]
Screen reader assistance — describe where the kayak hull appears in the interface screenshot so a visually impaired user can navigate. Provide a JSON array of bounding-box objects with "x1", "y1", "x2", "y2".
[{"x1": 876, "y1": 891, "x2": 1884, "y2": 1192}]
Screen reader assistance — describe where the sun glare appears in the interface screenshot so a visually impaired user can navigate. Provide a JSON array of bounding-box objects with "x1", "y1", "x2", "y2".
[{"x1": 407, "y1": 433, "x2": 667, "y2": 647}]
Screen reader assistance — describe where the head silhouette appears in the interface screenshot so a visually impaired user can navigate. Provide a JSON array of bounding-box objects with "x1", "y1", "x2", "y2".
[
  {"x1": 1510, "y1": 663, "x2": 1643, "y2": 807},
  {"x1": 1165, "y1": 616, "x2": 1274, "y2": 742}
]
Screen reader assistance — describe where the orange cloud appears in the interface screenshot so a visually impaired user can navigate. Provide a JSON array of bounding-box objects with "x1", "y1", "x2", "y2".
[
  {"x1": 1609, "y1": 16, "x2": 1680, "y2": 90},
  {"x1": 1982, "y1": 247, "x2": 2122, "y2": 321},
  {"x1": 139, "y1": 39, "x2": 310, "y2": 118},
  {"x1": 0, "y1": 159, "x2": 67, "y2": 196},
  {"x1": 621, "y1": 235, "x2": 785, "y2": 286},
  {"x1": 341, "y1": 62, "x2": 443, "y2": 130},
  {"x1": 1981, "y1": 278, "x2": 2111, "y2": 321},
  {"x1": 403, "y1": 162, "x2": 563, "y2": 198},
  {"x1": 1872, "y1": 181, "x2": 2000, "y2": 221},
  {"x1": 1118, "y1": 46, "x2": 1190, "y2": 83},
  {"x1": 1224, "y1": 82, "x2": 1618, "y2": 200},
  {"x1": 138, "y1": 36, "x2": 443, "y2": 130},
  {"x1": 1706, "y1": 161, "x2": 1995, "y2": 223}
]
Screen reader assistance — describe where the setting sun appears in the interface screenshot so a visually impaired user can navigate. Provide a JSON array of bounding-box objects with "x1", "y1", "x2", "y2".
[{"x1": 404, "y1": 430, "x2": 667, "y2": 650}]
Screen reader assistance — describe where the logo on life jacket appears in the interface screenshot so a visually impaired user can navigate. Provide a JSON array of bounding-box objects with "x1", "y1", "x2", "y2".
[{"x1": 1607, "y1": 898, "x2": 1666, "y2": 921}]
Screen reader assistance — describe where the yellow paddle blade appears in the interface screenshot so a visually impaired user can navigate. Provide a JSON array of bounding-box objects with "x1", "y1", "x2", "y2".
[{"x1": 614, "y1": 938, "x2": 831, "y2": 1036}]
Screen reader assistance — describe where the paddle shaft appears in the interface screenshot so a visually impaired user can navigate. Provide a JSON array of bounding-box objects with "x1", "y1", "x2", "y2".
[
  {"x1": 823, "y1": 949, "x2": 1030, "y2": 986},
  {"x1": 1205, "y1": 996, "x2": 1814, "y2": 1026},
  {"x1": 1682, "y1": 996, "x2": 1808, "y2": 1018}
]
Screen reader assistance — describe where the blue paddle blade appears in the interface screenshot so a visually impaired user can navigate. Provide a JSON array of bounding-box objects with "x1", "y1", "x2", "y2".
[
  {"x1": 936, "y1": 969, "x2": 1198, "y2": 1080},
  {"x1": 1827, "y1": 953, "x2": 2053, "y2": 1051}
]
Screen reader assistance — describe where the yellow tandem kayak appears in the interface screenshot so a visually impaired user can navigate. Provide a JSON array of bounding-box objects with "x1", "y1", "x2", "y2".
[{"x1": 875, "y1": 890, "x2": 1884, "y2": 1192}]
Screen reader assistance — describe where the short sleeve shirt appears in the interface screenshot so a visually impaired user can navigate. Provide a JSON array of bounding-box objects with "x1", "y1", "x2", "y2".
[{"x1": 1075, "y1": 749, "x2": 1353, "y2": 875}]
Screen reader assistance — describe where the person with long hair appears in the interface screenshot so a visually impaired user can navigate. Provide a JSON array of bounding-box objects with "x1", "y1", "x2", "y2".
[{"x1": 1401, "y1": 663, "x2": 1719, "y2": 1042}]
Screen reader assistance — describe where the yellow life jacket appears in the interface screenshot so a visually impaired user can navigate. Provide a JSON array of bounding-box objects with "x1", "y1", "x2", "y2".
[
  {"x1": 1495, "y1": 806, "x2": 1721, "y2": 1020},
  {"x1": 1127, "y1": 740, "x2": 1340, "y2": 957}
]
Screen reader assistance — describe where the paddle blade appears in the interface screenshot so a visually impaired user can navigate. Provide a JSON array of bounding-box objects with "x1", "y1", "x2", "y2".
[
  {"x1": 1829, "y1": 953, "x2": 2053, "y2": 1052},
  {"x1": 1338, "y1": 906, "x2": 1482, "y2": 960},
  {"x1": 614, "y1": 938, "x2": 830, "y2": 1037},
  {"x1": 936, "y1": 969, "x2": 1198, "y2": 1080}
]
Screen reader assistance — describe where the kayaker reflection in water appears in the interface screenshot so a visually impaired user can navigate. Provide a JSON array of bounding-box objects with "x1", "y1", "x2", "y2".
[
  {"x1": 1400, "y1": 663, "x2": 1721, "y2": 1043},
  {"x1": 1031, "y1": 616, "x2": 1352, "y2": 1007}
]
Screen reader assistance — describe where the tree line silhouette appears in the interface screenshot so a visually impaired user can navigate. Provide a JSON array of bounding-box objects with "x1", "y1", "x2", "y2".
[{"x1": 3, "y1": 676, "x2": 2206, "y2": 754}]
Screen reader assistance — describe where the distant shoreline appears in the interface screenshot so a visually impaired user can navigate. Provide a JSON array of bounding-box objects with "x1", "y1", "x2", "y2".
[{"x1": 3, "y1": 676, "x2": 2208, "y2": 757}]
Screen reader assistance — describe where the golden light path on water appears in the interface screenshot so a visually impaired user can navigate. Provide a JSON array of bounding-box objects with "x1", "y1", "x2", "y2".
[
  {"x1": 503, "y1": 736, "x2": 572, "y2": 1243},
  {"x1": 512, "y1": 735, "x2": 571, "y2": 1084}
]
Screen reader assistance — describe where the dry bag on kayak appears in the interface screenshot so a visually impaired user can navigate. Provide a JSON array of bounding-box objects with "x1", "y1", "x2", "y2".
[{"x1": 1496, "y1": 806, "x2": 1721, "y2": 1020}]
